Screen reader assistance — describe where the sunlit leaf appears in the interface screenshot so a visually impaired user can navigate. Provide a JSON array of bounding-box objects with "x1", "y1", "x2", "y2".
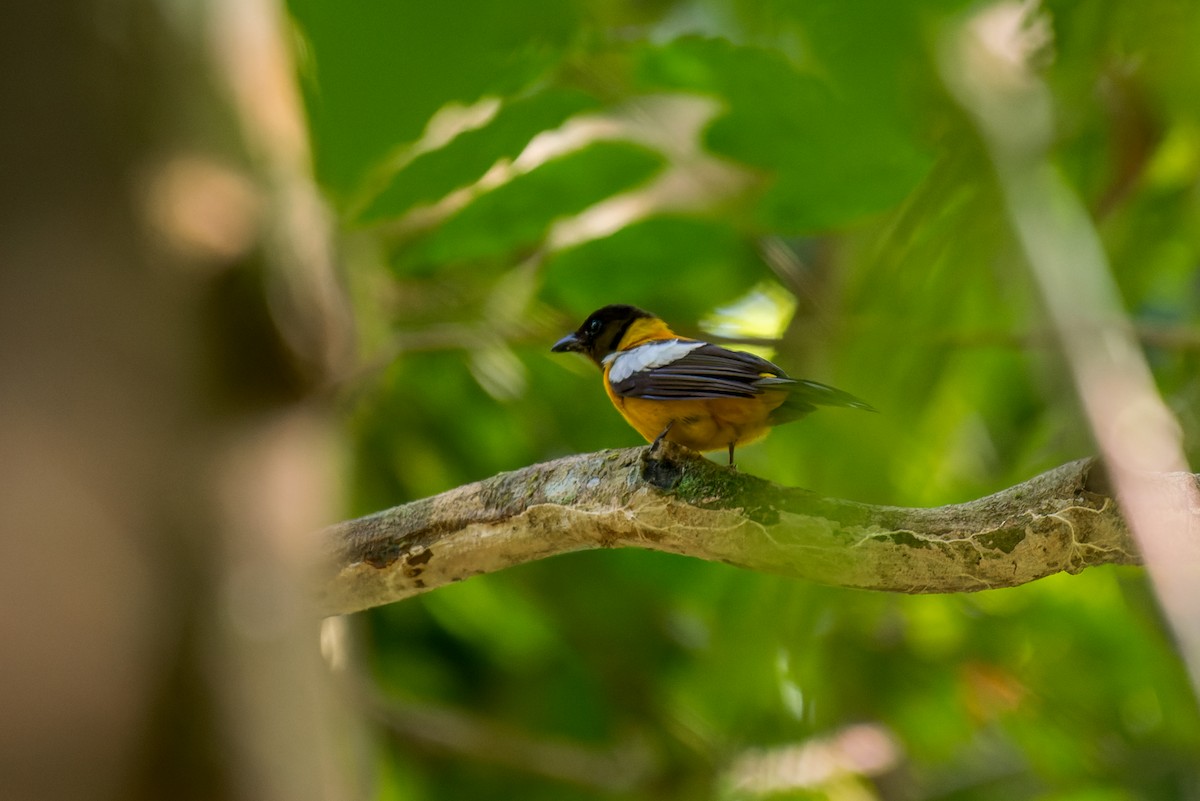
[
  {"x1": 408, "y1": 140, "x2": 665, "y2": 264},
  {"x1": 358, "y1": 88, "x2": 601, "y2": 223},
  {"x1": 288, "y1": 0, "x2": 581, "y2": 198}
]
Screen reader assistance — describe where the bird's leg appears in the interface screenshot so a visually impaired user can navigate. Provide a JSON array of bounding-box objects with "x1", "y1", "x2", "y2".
[
  {"x1": 648, "y1": 421, "x2": 674, "y2": 459},
  {"x1": 727, "y1": 442, "x2": 736, "y2": 468}
]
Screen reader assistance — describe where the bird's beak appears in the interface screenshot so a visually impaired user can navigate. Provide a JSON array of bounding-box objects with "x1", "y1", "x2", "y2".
[{"x1": 551, "y1": 332, "x2": 583, "y2": 353}]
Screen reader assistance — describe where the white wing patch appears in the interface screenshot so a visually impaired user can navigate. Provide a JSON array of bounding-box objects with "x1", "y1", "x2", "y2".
[{"x1": 604, "y1": 339, "x2": 705, "y2": 384}]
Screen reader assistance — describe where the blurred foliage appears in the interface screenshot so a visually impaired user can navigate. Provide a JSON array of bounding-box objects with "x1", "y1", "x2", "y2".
[{"x1": 288, "y1": 0, "x2": 1200, "y2": 798}]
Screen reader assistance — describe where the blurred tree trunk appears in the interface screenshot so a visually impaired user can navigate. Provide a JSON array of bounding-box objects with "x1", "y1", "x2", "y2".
[{"x1": 0, "y1": 3, "x2": 352, "y2": 800}]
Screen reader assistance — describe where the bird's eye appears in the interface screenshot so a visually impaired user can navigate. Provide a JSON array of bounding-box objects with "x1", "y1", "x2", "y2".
[{"x1": 587, "y1": 319, "x2": 602, "y2": 334}]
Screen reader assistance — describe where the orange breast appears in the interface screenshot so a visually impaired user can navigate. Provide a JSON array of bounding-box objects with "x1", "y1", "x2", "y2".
[{"x1": 602, "y1": 363, "x2": 788, "y2": 453}]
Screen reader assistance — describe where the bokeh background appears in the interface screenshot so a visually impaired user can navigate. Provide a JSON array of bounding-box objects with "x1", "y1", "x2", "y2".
[
  {"x1": 299, "y1": 1, "x2": 1200, "y2": 799},
  {"x1": 4, "y1": 1, "x2": 1199, "y2": 800}
]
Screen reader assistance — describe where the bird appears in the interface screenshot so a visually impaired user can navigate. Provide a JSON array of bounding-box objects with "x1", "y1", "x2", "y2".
[{"x1": 551, "y1": 304, "x2": 874, "y2": 466}]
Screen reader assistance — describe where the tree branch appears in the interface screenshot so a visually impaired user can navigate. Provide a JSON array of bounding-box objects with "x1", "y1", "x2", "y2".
[{"x1": 316, "y1": 445, "x2": 1186, "y2": 617}]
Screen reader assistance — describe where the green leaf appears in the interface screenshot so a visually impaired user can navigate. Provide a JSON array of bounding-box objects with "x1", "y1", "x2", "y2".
[
  {"x1": 358, "y1": 88, "x2": 601, "y2": 223},
  {"x1": 637, "y1": 37, "x2": 931, "y2": 231},
  {"x1": 288, "y1": 0, "x2": 581, "y2": 199},
  {"x1": 408, "y1": 140, "x2": 665, "y2": 264},
  {"x1": 542, "y1": 215, "x2": 767, "y2": 321}
]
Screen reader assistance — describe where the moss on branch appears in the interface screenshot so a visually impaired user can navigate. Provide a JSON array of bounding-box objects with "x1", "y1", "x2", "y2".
[{"x1": 315, "y1": 445, "x2": 1169, "y2": 617}]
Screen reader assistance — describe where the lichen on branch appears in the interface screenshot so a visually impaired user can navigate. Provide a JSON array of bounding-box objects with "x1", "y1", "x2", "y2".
[{"x1": 315, "y1": 446, "x2": 1166, "y2": 617}]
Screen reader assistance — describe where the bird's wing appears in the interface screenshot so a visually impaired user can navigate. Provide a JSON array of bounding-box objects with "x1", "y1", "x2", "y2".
[{"x1": 607, "y1": 342, "x2": 794, "y2": 400}]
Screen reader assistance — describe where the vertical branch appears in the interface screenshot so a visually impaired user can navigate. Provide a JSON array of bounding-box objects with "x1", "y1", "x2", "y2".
[{"x1": 942, "y1": 2, "x2": 1200, "y2": 699}]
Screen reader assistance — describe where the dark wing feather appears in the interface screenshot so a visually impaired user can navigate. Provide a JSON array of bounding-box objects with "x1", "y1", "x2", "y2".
[
  {"x1": 610, "y1": 343, "x2": 877, "y2": 417},
  {"x1": 609, "y1": 344, "x2": 794, "y2": 400}
]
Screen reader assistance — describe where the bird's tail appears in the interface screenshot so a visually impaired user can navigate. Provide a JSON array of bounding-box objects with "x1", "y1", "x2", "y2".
[{"x1": 764, "y1": 378, "x2": 876, "y2": 422}]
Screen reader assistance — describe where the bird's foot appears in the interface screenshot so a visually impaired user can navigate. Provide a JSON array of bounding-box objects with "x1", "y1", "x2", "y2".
[
  {"x1": 646, "y1": 421, "x2": 674, "y2": 460},
  {"x1": 640, "y1": 435, "x2": 685, "y2": 490}
]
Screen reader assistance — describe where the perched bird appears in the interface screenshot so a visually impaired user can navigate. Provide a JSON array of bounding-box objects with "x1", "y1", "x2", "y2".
[{"x1": 552, "y1": 304, "x2": 874, "y2": 466}]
